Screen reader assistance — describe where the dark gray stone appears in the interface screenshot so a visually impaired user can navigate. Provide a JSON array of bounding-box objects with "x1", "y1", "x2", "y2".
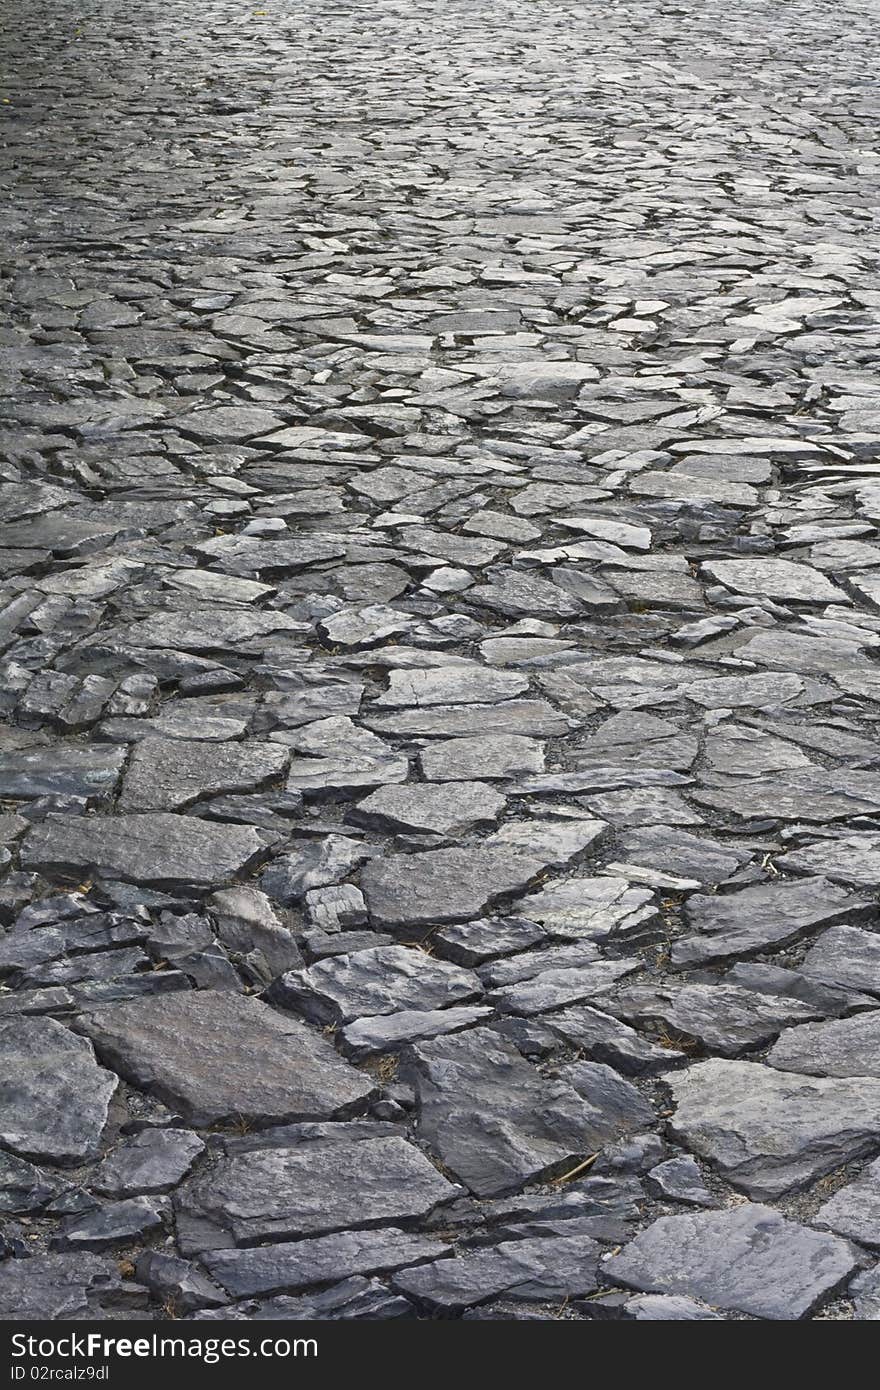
[
  {"x1": 605, "y1": 1204, "x2": 857, "y2": 1319},
  {"x1": 607, "y1": 981, "x2": 822, "y2": 1055},
  {"x1": 544, "y1": 1004, "x2": 686, "y2": 1074},
  {"x1": 0, "y1": 744, "x2": 125, "y2": 801},
  {"x1": 0, "y1": 1253, "x2": 134, "y2": 1319},
  {"x1": 673, "y1": 876, "x2": 865, "y2": 967},
  {"x1": 646, "y1": 1156, "x2": 716, "y2": 1207},
  {"x1": 269, "y1": 944, "x2": 482, "y2": 1024},
  {"x1": 768, "y1": 1011, "x2": 880, "y2": 1078},
  {"x1": 349, "y1": 782, "x2": 506, "y2": 835},
  {"x1": 0, "y1": 1016, "x2": 117, "y2": 1164},
  {"x1": 407, "y1": 1026, "x2": 600, "y2": 1197},
  {"x1": 554, "y1": 1061, "x2": 656, "y2": 1147},
  {"x1": 21, "y1": 813, "x2": 271, "y2": 889},
  {"x1": 814, "y1": 1157, "x2": 880, "y2": 1248},
  {"x1": 134, "y1": 1251, "x2": 227, "y2": 1313},
  {"x1": 489, "y1": 959, "x2": 638, "y2": 1016},
  {"x1": 665, "y1": 1058, "x2": 880, "y2": 1198},
  {"x1": 91, "y1": 1129, "x2": 205, "y2": 1197},
  {"x1": 176, "y1": 1136, "x2": 456, "y2": 1247},
  {"x1": 361, "y1": 848, "x2": 543, "y2": 929},
  {"x1": 392, "y1": 1232, "x2": 602, "y2": 1310},
  {"x1": 202, "y1": 1229, "x2": 449, "y2": 1298},
  {"x1": 341, "y1": 1005, "x2": 493, "y2": 1057},
  {"x1": 78, "y1": 991, "x2": 375, "y2": 1126},
  {"x1": 119, "y1": 738, "x2": 288, "y2": 812},
  {"x1": 801, "y1": 926, "x2": 880, "y2": 998},
  {"x1": 51, "y1": 1195, "x2": 167, "y2": 1251}
]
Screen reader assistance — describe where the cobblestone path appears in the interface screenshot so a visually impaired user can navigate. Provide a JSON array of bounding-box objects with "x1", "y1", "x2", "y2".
[{"x1": 2, "y1": 0, "x2": 880, "y2": 1320}]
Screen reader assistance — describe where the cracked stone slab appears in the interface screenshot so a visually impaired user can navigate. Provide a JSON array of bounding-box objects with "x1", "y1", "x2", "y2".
[
  {"x1": 360, "y1": 847, "x2": 544, "y2": 929},
  {"x1": 269, "y1": 944, "x2": 482, "y2": 1024},
  {"x1": 20, "y1": 813, "x2": 271, "y2": 890},
  {"x1": 606, "y1": 981, "x2": 826, "y2": 1056},
  {"x1": 777, "y1": 835, "x2": 880, "y2": 888},
  {"x1": 363, "y1": 700, "x2": 573, "y2": 739},
  {"x1": 672, "y1": 876, "x2": 865, "y2": 967},
  {"x1": 349, "y1": 782, "x2": 506, "y2": 835},
  {"x1": 0, "y1": 744, "x2": 126, "y2": 801},
  {"x1": 373, "y1": 667, "x2": 529, "y2": 707},
  {"x1": 418, "y1": 734, "x2": 545, "y2": 782},
  {"x1": 605, "y1": 1204, "x2": 857, "y2": 1320},
  {"x1": 340, "y1": 1004, "x2": 494, "y2": 1057},
  {"x1": 284, "y1": 716, "x2": 408, "y2": 795},
  {"x1": 768, "y1": 1010, "x2": 880, "y2": 1078},
  {"x1": 814, "y1": 1156, "x2": 880, "y2": 1248},
  {"x1": 516, "y1": 876, "x2": 659, "y2": 943},
  {"x1": 0, "y1": 1017, "x2": 117, "y2": 1165},
  {"x1": 488, "y1": 959, "x2": 638, "y2": 1016},
  {"x1": 52, "y1": 1196, "x2": 167, "y2": 1252},
  {"x1": 77, "y1": 991, "x2": 375, "y2": 1126},
  {"x1": 392, "y1": 1232, "x2": 602, "y2": 1311},
  {"x1": 176, "y1": 1136, "x2": 456, "y2": 1248},
  {"x1": 90, "y1": 1129, "x2": 205, "y2": 1198},
  {"x1": 483, "y1": 817, "x2": 607, "y2": 866},
  {"x1": 407, "y1": 1026, "x2": 600, "y2": 1197},
  {"x1": 0, "y1": 1252, "x2": 134, "y2": 1320},
  {"x1": 201, "y1": 1229, "x2": 449, "y2": 1299},
  {"x1": 664, "y1": 1058, "x2": 880, "y2": 1198},
  {"x1": 800, "y1": 926, "x2": 880, "y2": 997},
  {"x1": 702, "y1": 558, "x2": 848, "y2": 604},
  {"x1": 544, "y1": 1004, "x2": 687, "y2": 1074},
  {"x1": 119, "y1": 738, "x2": 289, "y2": 812}
]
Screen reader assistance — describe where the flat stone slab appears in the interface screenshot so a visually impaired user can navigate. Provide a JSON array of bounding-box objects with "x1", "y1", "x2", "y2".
[
  {"x1": 768, "y1": 1011, "x2": 880, "y2": 1078},
  {"x1": 0, "y1": 744, "x2": 126, "y2": 801},
  {"x1": 270, "y1": 944, "x2": 482, "y2": 1024},
  {"x1": 0, "y1": 1017, "x2": 117, "y2": 1165},
  {"x1": 0, "y1": 1252, "x2": 130, "y2": 1320},
  {"x1": 284, "y1": 716, "x2": 408, "y2": 794},
  {"x1": 373, "y1": 667, "x2": 528, "y2": 707},
  {"x1": 777, "y1": 834, "x2": 880, "y2": 887},
  {"x1": 801, "y1": 926, "x2": 880, "y2": 997},
  {"x1": 489, "y1": 959, "x2": 638, "y2": 1016},
  {"x1": 192, "y1": 535, "x2": 347, "y2": 576},
  {"x1": 202, "y1": 1229, "x2": 449, "y2": 1299},
  {"x1": 814, "y1": 1156, "x2": 880, "y2": 1248},
  {"x1": 176, "y1": 1136, "x2": 456, "y2": 1246},
  {"x1": 52, "y1": 1195, "x2": 166, "y2": 1252},
  {"x1": 517, "y1": 876, "x2": 658, "y2": 943},
  {"x1": 119, "y1": 738, "x2": 289, "y2": 812},
  {"x1": 349, "y1": 782, "x2": 506, "y2": 835},
  {"x1": 605, "y1": 1204, "x2": 858, "y2": 1319},
  {"x1": 665, "y1": 1058, "x2": 880, "y2": 1198},
  {"x1": 702, "y1": 558, "x2": 848, "y2": 604},
  {"x1": 419, "y1": 734, "x2": 545, "y2": 781},
  {"x1": 178, "y1": 405, "x2": 284, "y2": 441},
  {"x1": 607, "y1": 982, "x2": 823, "y2": 1055},
  {"x1": 392, "y1": 1232, "x2": 602, "y2": 1310},
  {"x1": 91, "y1": 1130, "x2": 205, "y2": 1197},
  {"x1": 672, "y1": 876, "x2": 863, "y2": 967},
  {"x1": 408, "y1": 1026, "x2": 599, "y2": 1197},
  {"x1": 364, "y1": 700, "x2": 572, "y2": 739},
  {"x1": 360, "y1": 847, "x2": 544, "y2": 928},
  {"x1": 77, "y1": 991, "x2": 375, "y2": 1126},
  {"x1": 341, "y1": 1005, "x2": 494, "y2": 1057},
  {"x1": 484, "y1": 817, "x2": 607, "y2": 866},
  {"x1": 20, "y1": 813, "x2": 270, "y2": 889},
  {"x1": 556, "y1": 1061, "x2": 656, "y2": 1148},
  {"x1": 545, "y1": 1004, "x2": 686, "y2": 1074},
  {"x1": 692, "y1": 769, "x2": 880, "y2": 823}
]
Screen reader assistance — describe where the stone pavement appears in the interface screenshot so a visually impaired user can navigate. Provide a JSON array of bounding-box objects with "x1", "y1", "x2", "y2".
[{"x1": 1, "y1": 0, "x2": 880, "y2": 1322}]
